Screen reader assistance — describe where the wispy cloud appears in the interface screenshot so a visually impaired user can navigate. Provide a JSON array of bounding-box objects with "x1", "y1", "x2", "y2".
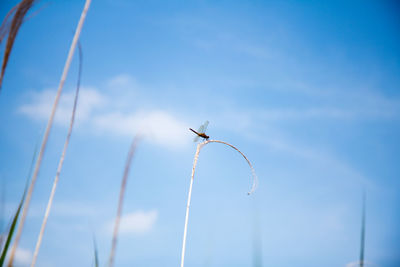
[
  {"x1": 256, "y1": 105, "x2": 399, "y2": 121},
  {"x1": 93, "y1": 110, "x2": 189, "y2": 147},
  {"x1": 172, "y1": 13, "x2": 274, "y2": 60},
  {"x1": 5, "y1": 247, "x2": 32, "y2": 266},
  {"x1": 18, "y1": 87, "x2": 106, "y2": 126},
  {"x1": 213, "y1": 85, "x2": 400, "y2": 135},
  {"x1": 17, "y1": 74, "x2": 191, "y2": 149},
  {"x1": 248, "y1": 86, "x2": 400, "y2": 122},
  {"x1": 3, "y1": 201, "x2": 99, "y2": 220},
  {"x1": 106, "y1": 73, "x2": 138, "y2": 90},
  {"x1": 107, "y1": 210, "x2": 158, "y2": 235},
  {"x1": 193, "y1": 33, "x2": 273, "y2": 59},
  {"x1": 246, "y1": 128, "x2": 372, "y2": 185}
]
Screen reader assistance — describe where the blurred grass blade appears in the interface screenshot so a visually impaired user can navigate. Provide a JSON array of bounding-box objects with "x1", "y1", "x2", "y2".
[
  {"x1": 108, "y1": 136, "x2": 140, "y2": 267},
  {"x1": 93, "y1": 236, "x2": 99, "y2": 267},
  {"x1": 0, "y1": 0, "x2": 37, "y2": 90},
  {"x1": 7, "y1": 0, "x2": 92, "y2": 264},
  {"x1": 0, "y1": 180, "x2": 5, "y2": 248},
  {"x1": 359, "y1": 191, "x2": 366, "y2": 267},
  {"x1": 0, "y1": 132, "x2": 39, "y2": 264},
  {"x1": 30, "y1": 40, "x2": 83, "y2": 267},
  {"x1": 0, "y1": 187, "x2": 27, "y2": 266}
]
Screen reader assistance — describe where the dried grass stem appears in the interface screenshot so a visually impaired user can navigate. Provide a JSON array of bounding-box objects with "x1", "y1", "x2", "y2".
[
  {"x1": 108, "y1": 136, "x2": 140, "y2": 267},
  {"x1": 30, "y1": 42, "x2": 83, "y2": 267},
  {"x1": 7, "y1": 0, "x2": 91, "y2": 265},
  {"x1": 180, "y1": 139, "x2": 258, "y2": 267},
  {"x1": 0, "y1": 0, "x2": 36, "y2": 89}
]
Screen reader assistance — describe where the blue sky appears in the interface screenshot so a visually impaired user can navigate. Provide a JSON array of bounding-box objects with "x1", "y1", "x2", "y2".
[{"x1": 0, "y1": 0, "x2": 399, "y2": 266}]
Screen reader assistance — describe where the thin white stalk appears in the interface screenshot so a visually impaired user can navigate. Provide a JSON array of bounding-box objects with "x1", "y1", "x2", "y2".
[
  {"x1": 180, "y1": 139, "x2": 258, "y2": 267},
  {"x1": 180, "y1": 142, "x2": 201, "y2": 267},
  {"x1": 30, "y1": 42, "x2": 83, "y2": 267},
  {"x1": 206, "y1": 140, "x2": 258, "y2": 195},
  {"x1": 108, "y1": 136, "x2": 140, "y2": 267},
  {"x1": 7, "y1": 0, "x2": 92, "y2": 265}
]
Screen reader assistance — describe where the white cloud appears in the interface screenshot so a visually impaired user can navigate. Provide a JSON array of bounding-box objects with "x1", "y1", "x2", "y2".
[
  {"x1": 51, "y1": 201, "x2": 98, "y2": 217},
  {"x1": 77, "y1": 88, "x2": 107, "y2": 120},
  {"x1": 92, "y1": 110, "x2": 190, "y2": 147},
  {"x1": 108, "y1": 210, "x2": 158, "y2": 235},
  {"x1": 18, "y1": 87, "x2": 106, "y2": 126},
  {"x1": 17, "y1": 75, "x2": 191, "y2": 149},
  {"x1": 5, "y1": 247, "x2": 32, "y2": 266},
  {"x1": 15, "y1": 248, "x2": 32, "y2": 265},
  {"x1": 106, "y1": 73, "x2": 138, "y2": 90}
]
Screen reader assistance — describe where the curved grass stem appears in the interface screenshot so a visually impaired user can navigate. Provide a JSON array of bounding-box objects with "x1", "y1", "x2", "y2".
[{"x1": 180, "y1": 139, "x2": 258, "y2": 267}]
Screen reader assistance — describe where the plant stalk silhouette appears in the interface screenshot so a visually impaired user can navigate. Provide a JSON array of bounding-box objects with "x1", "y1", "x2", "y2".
[
  {"x1": 108, "y1": 136, "x2": 140, "y2": 267},
  {"x1": 180, "y1": 139, "x2": 258, "y2": 267},
  {"x1": 7, "y1": 0, "x2": 92, "y2": 265},
  {"x1": 30, "y1": 41, "x2": 83, "y2": 267}
]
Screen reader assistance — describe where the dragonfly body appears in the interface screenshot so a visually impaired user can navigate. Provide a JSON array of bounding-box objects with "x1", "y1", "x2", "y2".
[
  {"x1": 189, "y1": 128, "x2": 209, "y2": 140},
  {"x1": 190, "y1": 121, "x2": 210, "y2": 141}
]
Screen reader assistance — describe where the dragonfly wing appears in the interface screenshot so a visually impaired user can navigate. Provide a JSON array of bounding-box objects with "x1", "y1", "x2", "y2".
[
  {"x1": 197, "y1": 125, "x2": 204, "y2": 133},
  {"x1": 197, "y1": 120, "x2": 209, "y2": 133},
  {"x1": 202, "y1": 121, "x2": 209, "y2": 133},
  {"x1": 193, "y1": 135, "x2": 200, "y2": 142}
]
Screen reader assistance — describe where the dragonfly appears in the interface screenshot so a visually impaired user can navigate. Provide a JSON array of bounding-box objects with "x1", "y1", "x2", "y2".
[{"x1": 189, "y1": 121, "x2": 209, "y2": 141}]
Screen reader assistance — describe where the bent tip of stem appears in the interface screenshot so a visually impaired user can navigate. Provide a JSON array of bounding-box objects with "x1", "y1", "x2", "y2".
[{"x1": 203, "y1": 139, "x2": 258, "y2": 195}]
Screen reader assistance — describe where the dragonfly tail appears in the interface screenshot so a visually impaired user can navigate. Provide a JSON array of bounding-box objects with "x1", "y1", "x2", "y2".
[{"x1": 189, "y1": 128, "x2": 198, "y2": 135}]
